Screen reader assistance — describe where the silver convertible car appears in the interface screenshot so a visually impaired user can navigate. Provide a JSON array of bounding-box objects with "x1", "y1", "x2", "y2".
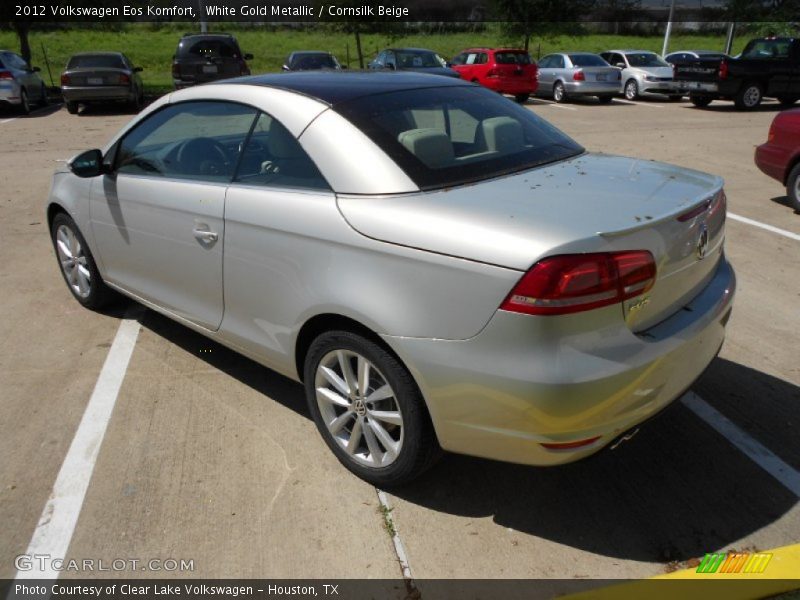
[{"x1": 47, "y1": 72, "x2": 735, "y2": 485}]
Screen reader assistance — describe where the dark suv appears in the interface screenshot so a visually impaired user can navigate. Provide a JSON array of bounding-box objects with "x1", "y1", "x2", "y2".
[{"x1": 172, "y1": 33, "x2": 252, "y2": 89}]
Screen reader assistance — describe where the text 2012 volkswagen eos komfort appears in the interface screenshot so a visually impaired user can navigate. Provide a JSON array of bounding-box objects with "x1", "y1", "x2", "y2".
[{"x1": 47, "y1": 72, "x2": 735, "y2": 485}]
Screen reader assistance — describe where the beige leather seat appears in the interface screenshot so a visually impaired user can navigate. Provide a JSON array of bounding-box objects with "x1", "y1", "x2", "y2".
[
  {"x1": 482, "y1": 117, "x2": 524, "y2": 154},
  {"x1": 398, "y1": 128, "x2": 454, "y2": 168}
]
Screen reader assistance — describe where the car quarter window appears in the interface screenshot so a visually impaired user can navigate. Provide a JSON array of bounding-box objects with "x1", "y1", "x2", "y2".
[
  {"x1": 233, "y1": 112, "x2": 330, "y2": 191},
  {"x1": 115, "y1": 101, "x2": 258, "y2": 183},
  {"x1": 554, "y1": 55, "x2": 565, "y2": 68}
]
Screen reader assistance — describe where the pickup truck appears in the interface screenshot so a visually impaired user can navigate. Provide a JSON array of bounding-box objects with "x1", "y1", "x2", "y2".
[{"x1": 674, "y1": 37, "x2": 800, "y2": 110}]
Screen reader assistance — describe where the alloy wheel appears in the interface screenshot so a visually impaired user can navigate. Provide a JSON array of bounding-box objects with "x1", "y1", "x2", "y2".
[
  {"x1": 314, "y1": 349, "x2": 404, "y2": 468},
  {"x1": 743, "y1": 85, "x2": 761, "y2": 108},
  {"x1": 553, "y1": 82, "x2": 564, "y2": 102},
  {"x1": 625, "y1": 80, "x2": 638, "y2": 100},
  {"x1": 55, "y1": 224, "x2": 92, "y2": 298}
]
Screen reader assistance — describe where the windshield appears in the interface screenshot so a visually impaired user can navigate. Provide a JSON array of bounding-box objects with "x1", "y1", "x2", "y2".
[
  {"x1": 290, "y1": 53, "x2": 338, "y2": 70},
  {"x1": 625, "y1": 52, "x2": 669, "y2": 67},
  {"x1": 179, "y1": 39, "x2": 239, "y2": 59},
  {"x1": 68, "y1": 54, "x2": 125, "y2": 69},
  {"x1": 335, "y1": 85, "x2": 583, "y2": 191},
  {"x1": 395, "y1": 51, "x2": 442, "y2": 68},
  {"x1": 568, "y1": 54, "x2": 609, "y2": 67},
  {"x1": 495, "y1": 51, "x2": 532, "y2": 65},
  {"x1": 741, "y1": 39, "x2": 792, "y2": 59}
]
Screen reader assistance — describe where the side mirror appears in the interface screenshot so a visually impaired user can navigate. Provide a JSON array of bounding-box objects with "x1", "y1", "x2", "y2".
[
  {"x1": 69, "y1": 149, "x2": 105, "y2": 178},
  {"x1": 386, "y1": 62, "x2": 396, "y2": 70},
  {"x1": 615, "y1": 63, "x2": 625, "y2": 69},
  {"x1": 244, "y1": 53, "x2": 254, "y2": 60},
  {"x1": 32, "y1": 66, "x2": 41, "y2": 72},
  {"x1": 133, "y1": 66, "x2": 143, "y2": 72},
  {"x1": 281, "y1": 65, "x2": 290, "y2": 71}
]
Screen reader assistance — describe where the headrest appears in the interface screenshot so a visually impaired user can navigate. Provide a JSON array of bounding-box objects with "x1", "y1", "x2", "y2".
[
  {"x1": 482, "y1": 117, "x2": 524, "y2": 154},
  {"x1": 398, "y1": 128, "x2": 454, "y2": 169}
]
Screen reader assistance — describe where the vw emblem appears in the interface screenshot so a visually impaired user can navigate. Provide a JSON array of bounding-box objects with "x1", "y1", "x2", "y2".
[{"x1": 696, "y1": 224, "x2": 709, "y2": 260}]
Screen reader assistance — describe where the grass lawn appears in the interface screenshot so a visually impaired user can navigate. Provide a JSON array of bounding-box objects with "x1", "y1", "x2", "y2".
[{"x1": 0, "y1": 24, "x2": 749, "y2": 95}]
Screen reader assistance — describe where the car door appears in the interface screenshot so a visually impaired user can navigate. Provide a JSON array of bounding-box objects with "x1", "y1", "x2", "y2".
[
  {"x1": 537, "y1": 55, "x2": 555, "y2": 90},
  {"x1": 220, "y1": 111, "x2": 337, "y2": 372},
  {"x1": 91, "y1": 100, "x2": 258, "y2": 330}
]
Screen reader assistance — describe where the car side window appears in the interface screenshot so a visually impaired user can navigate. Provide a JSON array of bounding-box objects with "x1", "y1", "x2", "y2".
[
  {"x1": 116, "y1": 101, "x2": 258, "y2": 183},
  {"x1": 554, "y1": 55, "x2": 565, "y2": 68},
  {"x1": 477, "y1": 53, "x2": 488, "y2": 65},
  {"x1": 451, "y1": 53, "x2": 466, "y2": 66},
  {"x1": 233, "y1": 112, "x2": 330, "y2": 191},
  {"x1": 465, "y1": 53, "x2": 478, "y2": 65}
]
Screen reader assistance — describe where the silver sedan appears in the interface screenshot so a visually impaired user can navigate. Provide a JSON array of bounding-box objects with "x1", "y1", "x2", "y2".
[
  {"x1": 536, "y1": 52, "x2": 621, "y2": 103},
  {"x1": 47, "y1": 72, "x2": 736, "y2": 485}
]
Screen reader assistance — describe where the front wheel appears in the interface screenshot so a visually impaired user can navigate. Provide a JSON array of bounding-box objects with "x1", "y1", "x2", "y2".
[
  {"x1": 514, "y1": 93, "x2": 530, "y2": 103},
  {"x1": 734, "y1": 82, "x2": 763, "y2": 110},
  {"x1": 18, "y1": 88, "x2": 30, "y2": 115},
  {"x1": 66, "y1": 101, "x2": 79, "y2": 114},
  {"x1": 690, "y1": 95, "x2": 713, "y2": 108},
  {"x1": 51, "y1": 212, "x2": 116, "y2": 309},
  {"x1": 624, "y1": 79, "x2": 639, "y2": 100},
  {"x1": 304, "y1": 331, "x2": 440, "y2": 486},
  {"x1": 787, "y1": 163, "x2": 800, "y2": 213},
  {"x1": 552, "y1": 82, "x2": 566, "y2": 103}
]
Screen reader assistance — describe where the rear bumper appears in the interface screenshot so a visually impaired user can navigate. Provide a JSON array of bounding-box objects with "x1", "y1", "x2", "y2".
[
  {"x1": 754, "y1": 142, "x2": 790, "y2": 183},
  {"x1": 0, "y1": 79, "x2": 22, "y2": 104},
  {"x1": 61, "y1": 86, "x2": 133, "y2": 102},
  {"x1": 677, "y1": 80, "x2": 719, "y2": 94},
  {"x1": 640, "y1": 80, "x2": 681, "y2": 95},
  {"x1": 384, "y1": 256, "x2": 736, "y2": 466},
  {"x1": 482, "y1": 77, "x2": 537, "y2": 95},
  {"x1": 563, "y1": 80, "x2": 621, "y2": 95}
]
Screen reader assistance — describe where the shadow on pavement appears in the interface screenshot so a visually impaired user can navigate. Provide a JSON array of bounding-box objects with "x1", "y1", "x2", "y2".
[{"x1": 124, "y1": 304, "x2": 800, "y2": 563}]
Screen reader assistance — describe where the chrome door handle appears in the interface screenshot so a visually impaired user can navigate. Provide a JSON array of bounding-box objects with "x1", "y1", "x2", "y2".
[{"x1": 193, "y1": 228, "x2": 218, "y2": 243}]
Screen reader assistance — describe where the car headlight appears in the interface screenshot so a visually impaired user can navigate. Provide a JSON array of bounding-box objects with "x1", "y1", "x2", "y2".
[{"x1": 644, "y1": 75, "x2": 657, "y2": 82}]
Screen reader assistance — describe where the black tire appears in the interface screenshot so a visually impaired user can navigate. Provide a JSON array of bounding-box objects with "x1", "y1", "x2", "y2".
[
  {"x1": 50, "y1": 212, "x2": 116, "y2": 310},
  {"x1": 734, "y1": 81, "x2": 763, "y2": 110},
  {"x1": 778, "y1": 95, "x2": 799, "y2": 107},
  {"x1": 514, "y1": 93, "x2": 530, "y2": 103},
  {"x1": 18, "y1": 88, "x2": 30, "y2": 115},
  {"x1": 304, "y1": 330, "x2": 441, "y2": 487},
  {"x1": 624, "y1": 79, "x2": 639, "y2": 100},
  {"x1": 597, "y1": 95, "x2": 614, "y2": 104},
  {"x1": 787, "y1": 163, "x2": 800, "y2": 213},
  {"x1": 130, "y1": 89, "x2": 144, "y2": 113},
  {"x1": 690, "y1": 95, "x2": 713, "y2": 108},
  {"x1": 552, "y1": 82, "x2": 566, "y2": 103},
  {"x1": 66, "y1": 101, "x2": 79, "y2": 114}
]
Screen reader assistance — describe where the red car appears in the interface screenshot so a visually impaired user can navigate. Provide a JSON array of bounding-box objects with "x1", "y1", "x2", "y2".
[
  {"x1": 755, "y1": 108, "x2": 800, "y2": 212},
  {"x1": 450, "y1": 47, "x2": 538, "y2": 103}
]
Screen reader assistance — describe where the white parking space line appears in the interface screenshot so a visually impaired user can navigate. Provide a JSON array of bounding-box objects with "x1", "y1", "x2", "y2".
[
  {"x1": 682, "y1": 392, "x2": 800, "y2": 498},
  {"x1": 728, "y1": 212, "x2": 800, "y2": 243},
  {"x1": 531, "y1": 98, "x2": 578, "y2": 111},
  {"x1": 1, "y1": 118, "x2": 16, "y2": 125},
  {"x1": 615, "y1": 98, "x2": 664, "y2": 108},
  {"x1": 376, "y1": 489, "x2": 415, "y2": 584},
  {"x1": 15, "y1": 306, "x2": 144, "y2": 580}
]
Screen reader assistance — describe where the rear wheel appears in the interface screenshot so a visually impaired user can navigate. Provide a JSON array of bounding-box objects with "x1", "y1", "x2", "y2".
[
  {"x1": 50, "y1": 212, "x2": 116, "y2": 309},
  {"x1": 552, "y1": 82, "x2": 566, "y2": 103},
  {"x1": 66, "y1": 101, "x2": 79, "y2": 114},
  {"x1": 18, "y1": 88, "x2": 30, "y2": 115},
  {"x1": 597, "y1": 95, "x2": 614, "y2": 104},
  {"x1": 690, "y1": 95, "x2": 713, "y2": 108},
  {"x1": 514, "y1": 93, "x2": 530, "y2": 103},
  {"x1": 734, "y1": 82, "x2": 763, "y2": 110},
  {"x1": 304, "y1": 330, "x2": 440, "y2": 486},
  {"x1": 130, "y1": 90, "x2": 143, "y2": 113},
  {"x1": 787, "y1": 163, "x2": 800, "y2": 213},
  {"x1": 624, "y1": 79, "x2": 639, "y2": 100}
]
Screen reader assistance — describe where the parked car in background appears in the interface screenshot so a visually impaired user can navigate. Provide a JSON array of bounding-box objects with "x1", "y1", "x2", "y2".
[
  {"x1": 536, "y1": 52, "x2": 620, "y2": 103},
  {"x1": 664, "y1": 50, "x2": 728, "y2": 64},
  {"x1": 368, "y1": 48, "x2": 460, "y2": 78},
  {"x1": 755, "y1": 108, "x2": 800, "y2": 211},
  {"x1": 451, "y1": 48, "x2": 538, "y2": 102},
  {"x1": 600, "y1": 49, "x2": 682, "y2": 100},
  {"x1": 282, "y1": 51, "x2": 342, "y2": 71},
  {"x1": 674, "y1": 37, "x2": 800, "y2": 110},
  {"x1": 61, "y1": 52, "x2": 144, "y2": 115},
  {"x1": 47, "y1": 71, "x2": 735, "y2": 485},
  {"x1": 0, "y1": 50, "x2": 47, "y2": 114},
  {"x1": 172, "y1": 33, "x2": 252, "y2": 89}
]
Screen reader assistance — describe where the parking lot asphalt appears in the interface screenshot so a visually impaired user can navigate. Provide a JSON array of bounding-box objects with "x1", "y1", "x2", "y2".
[{"x1": 1, "y1": 96, "x2": 798, "y2": 585}]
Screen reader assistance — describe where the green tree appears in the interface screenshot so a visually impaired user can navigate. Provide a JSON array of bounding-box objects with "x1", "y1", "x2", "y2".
[{"x1": 492, "y1": 0, "x2": 596, "y2": 51}]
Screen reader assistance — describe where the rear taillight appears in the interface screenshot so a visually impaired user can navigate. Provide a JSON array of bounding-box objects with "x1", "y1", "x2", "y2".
[
  {"x1": 708, "y1": 188, "x2": 727, "y2": 218},
  {"x1": 0, "y1": 70, "x2": 15, "y2": 80},
  {"x1": 172, "y1": 63, "x2": 180, "y2": 78},
  {"x1": 573, "y1": 70, "x2": 585, "y2": 81},
  {"x1": 718, "y1": 60, "x2": 728, "y2": 80},
  {"x1": 500, "y1": 251, "x2": 656, "y2": 316},
  {"x1": 119, "y1": 73, "x2": 130, "y2": 85},
  {"x1": 60, "y1": 73, "x2": 70, "y2": 85}
]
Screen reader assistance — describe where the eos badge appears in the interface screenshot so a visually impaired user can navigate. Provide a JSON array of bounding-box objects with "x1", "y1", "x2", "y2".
[{"x1": 696, "y1": 224, "x2": 709, "y2": 260}]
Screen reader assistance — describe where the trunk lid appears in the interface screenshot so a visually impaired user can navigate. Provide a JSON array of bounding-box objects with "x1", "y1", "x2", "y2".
[
  {"x1": 63, "y1": 68, "x2": 130, "y2": 86},
  {"x1": 674, "y1": 58, "x2": 723, "y2": 83},
  {"x1": 578, "y1": 66, "x2": 619, "y2": 82},
  {"x1": 337, "y1": 153, "x2": 726, "y2": 331}
]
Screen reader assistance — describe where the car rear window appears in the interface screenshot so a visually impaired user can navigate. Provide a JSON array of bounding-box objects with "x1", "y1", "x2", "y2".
[
  {"x1": 68, "y1": 54, "x2": 125, "y2": 69},
  {"x1": 568, "y1": 54, "x2": 609, "y2": 67},
  {"x1": 742, "y1": 39, "x2": 792, "y2": 59},
  {"x1": 495, "y1": 52, "x2": 532, "y2": 65},
  {"x1": 625, "y1": 53, "x2": 669, "y2": 67},
  {"x1": 335, "y1": 85, "x2": 583, "y2": 191},
  {"x1": 395, "y1": 51, "x2": 442, "y2": 68},
  {"x1": 179, "y1": 38, "x2": 240, "y2": 59},
  {"x1": 290, "y1": 53, "x2": 338, "y2": 70}
]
